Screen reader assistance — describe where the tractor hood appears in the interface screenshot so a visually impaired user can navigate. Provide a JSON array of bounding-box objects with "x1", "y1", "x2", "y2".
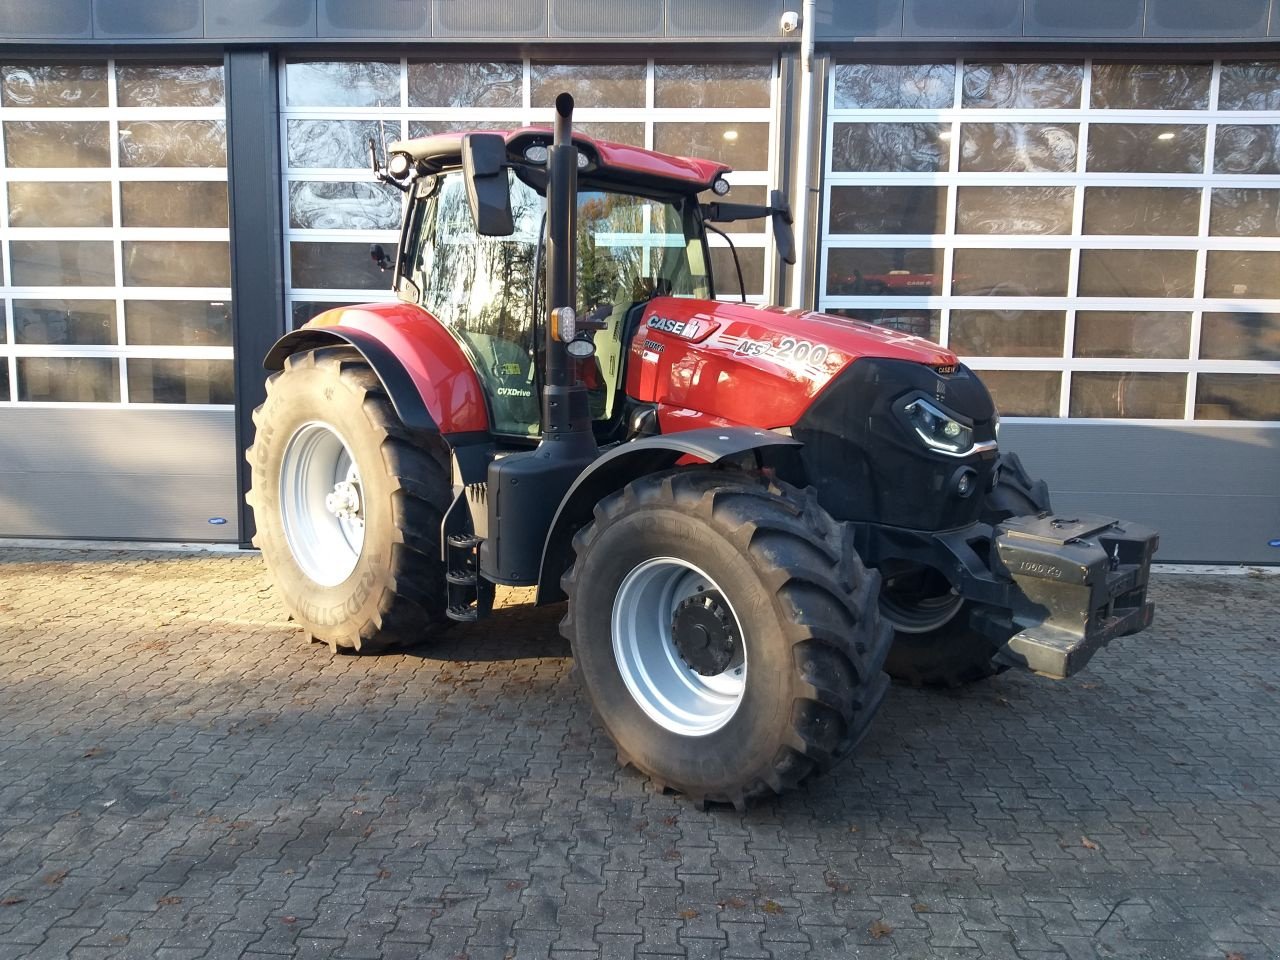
[{"x1": 625, "y1": 297, "x2": 958, "y2": 431}]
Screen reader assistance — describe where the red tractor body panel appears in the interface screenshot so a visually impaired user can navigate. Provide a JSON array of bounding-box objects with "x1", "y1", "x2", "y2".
[
  {"x1": 624, "y1": 297, "x2": 957, "y2": 432},
  {"x1": 305, "y1": 302, "x2": 490, "y2": 434}
]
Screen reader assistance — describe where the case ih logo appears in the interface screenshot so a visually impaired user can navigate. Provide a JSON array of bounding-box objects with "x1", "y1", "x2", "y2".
[{"x1": 647, "y1": 315, "x2": 716, "y2": 340}]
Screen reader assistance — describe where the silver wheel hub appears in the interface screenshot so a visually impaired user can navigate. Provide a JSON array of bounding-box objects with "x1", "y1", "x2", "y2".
[
  {"x1": 611, "y1": 558, "x2": 747, "y2": 737},
  {"x1": 279, "y1": 421, "x2": 365, "y2": 587}
]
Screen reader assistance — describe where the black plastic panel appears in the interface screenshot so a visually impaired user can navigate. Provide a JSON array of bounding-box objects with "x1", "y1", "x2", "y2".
[
  {"x1": 93, "y1": 0, "x2": 203, "y2": 37},
  {"x1": 318, "y1": 0, "x2": 429, "y2": 36},
  {"x1": 1024, "y1": 0, "x2": 1143, "y2": 36},
  {"x1": 667, "y1": 0, "x2": 785, "y2": 37},
  {"x1": 818, "y1": 0, "x2": 904, "y2": 38},
  {"x1": 552, "y1": 0, "x2": 661, "y2": 35},
  {"x1": 206, "y1": 0, "x2": 315, "y2": 37},
  {"x1": 902, "y1": 0, "x2": 1021, "y2": 36},
  {"x1": 1146, "y1": 0, "x2": 1270, "y2": 36},
  {"x1": 0, "y1": 0, "x2": 93, "y2": 37},
  {"x1": 432, "y1": 0, "x2": 546, "y2": 36}
]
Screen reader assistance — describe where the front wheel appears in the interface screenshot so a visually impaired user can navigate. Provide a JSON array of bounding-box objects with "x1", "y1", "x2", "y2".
[{"x1": 561, "y1": 469, "x2": 891, "y2": 808}]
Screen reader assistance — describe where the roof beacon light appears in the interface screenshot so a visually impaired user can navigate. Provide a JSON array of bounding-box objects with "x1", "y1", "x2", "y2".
[
  {"x1": 387, "y1": 152, "x2": 412, "y2": 179},
  {"x1": 711, "y1": 175, "x2": 731, "y2": 196}
]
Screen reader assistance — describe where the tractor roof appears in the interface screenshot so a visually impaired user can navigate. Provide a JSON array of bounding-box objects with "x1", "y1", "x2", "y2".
[{"x1": 387, "y1": 127, "x2": 731, "y2": 197}]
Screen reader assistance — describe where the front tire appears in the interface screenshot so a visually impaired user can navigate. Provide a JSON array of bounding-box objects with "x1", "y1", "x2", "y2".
[
  {"x1": 561, "y1": 469, "x2": 891, "y2": 807},
  {"x1": 247, "y1": 347, "x2": 452, "y2": 653}
]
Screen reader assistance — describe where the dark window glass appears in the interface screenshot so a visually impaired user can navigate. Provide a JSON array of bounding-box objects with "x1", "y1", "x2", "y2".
[
  {"x1": 1074, "y1": 312, "x2": 1191, "y2": 359},
  {"x1": 285, "y1": 61, "x2": 399, "y2": 107},
  {"x1": 977, "y1": 370, "x2": 1060, "y2": 417},
  {"x1": 1082, "y1": 187, "x2": 1201, "y2": 236},
  {"x1": 10, "y1": 241, "x2": 114, "y2": 287},
  {"x1": 825, "y1": 308, "x2": 941, "y2": 342},
  {"x1": 291, "y1": 301, "x2": 355, "y2": 329},
  {"x1": 0, "y1": 360, "x2": 8, "y2": 400},
  {"x1": 116, "y1": 63, "x2": 223, "y2": 107},
  {"x1": 1205, "y1": 251, "x2": 1280, "y2": 300},
  {"x1": 1, "y1": 63, "x2": 107, "y2": 107},
  {"x1": 128, "y1": 359, "x2": 234, "y2": 404},
  {"x1": 0, "y1": 303, "x2": 5, "y2": 344},
  {"x1": 962, "y1": 63, "x2": 1082, "y2": 109},
  {"x1": 118, "y1": 120, "x2": 226, "y2": 167},
  {"x1": 288, "y1": 181, "x2": 401, "y2": 231},
  {"x1": 17, "y1": 357, "x2": 119, "y2": 403},
  {"x1": 3, "y1": 120, "x2": 109, "y2": 167},
  {"x1": 125, "y1": 301, "x2": 231, "y2": 347},
  {"x1": 8, "y1": 181, "x2": 111, "y2": 228},
  {"x1": 13, "y1": 300, "x2": 116, "y2": 345},
  {"x1": 1069, "y1": 372, "x2": 1185, "y2": 419},
  {"x1": 1215, "y1": 125, "x2": 1280, "y2": 176},
  {"x1": 949, "y1": 310, "x2": 1065, "y2": 357},
  {"x1": 952, "y1": 249, "x2": 1070, "y2": 297},
  {"x1": 960, "y1": 123, "x2": 1078, "y2": 173},
  {"x1": 1090, "y1": 63, "x2": 1210, "y2": 110},
  {"x1": 830, "y1": 123, "x2": 950, "y2": 173},
  {"x1": 833, "y1": 63, "x2": 955, "y2": 109},
  {"x1": 124, "y1": 241, "x2": 230, "y2": 288},
  {"x1": 1087, "y1": 124, "x2": 1205, "y2": 174},
  {"x1": 826, "y1": 249, "x2": 944, "y2": 296},
  {"x1": 1078, "y1": 249, "x2": 1196, "y2": 298},
  {"x1": 828, "y1": 186, "x2": 946, "y2": 235},
  {"x1": 121, "y1": 181, "x2": 228, "y2": 228},
  {"x1": 1195, "y1": 374, "x2": 1280, "y2": 421},
  {"x1": 531, "y1": 63, "x2": 645, "y2": 108},
  {"x1": 655, "y1": 63, "x2": 772, "y2": 108},
  {"x1": 573, "y1": 122, "x2": 645, "y2": 148},
  {"x1": 653, "y1": 122, "x2": 769, "y2": 169},
  {"x1": 408, "y1": 61, "x2": 521, "y2": 107},
  {"x1": 1200, "y1": 312, "x2": 1280, "y2": 362},
  {"x1": 1217, "y1": 62, "x2": 1280, "y2": 111},
  {"x1": 1210, "y1": 188, "x2": 1280, "y2": 237},
  {"x1": 710, "y1": 247, "x2": 764, "y2": 298},
  {"x1": 955, "y1": 186, "x2": 1073, "y2": 235},
  {"x1": 291, "y1": 241, "x2": 395, "y2": 291}
]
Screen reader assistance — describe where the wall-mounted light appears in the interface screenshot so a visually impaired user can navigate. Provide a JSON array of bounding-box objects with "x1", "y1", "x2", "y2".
[
  {"x1": 722, "y1": 129, "x2": 739, "y2": 142},
  {"x1": 1157, "y1": 131, "x2": 1176, "y2": 141}
]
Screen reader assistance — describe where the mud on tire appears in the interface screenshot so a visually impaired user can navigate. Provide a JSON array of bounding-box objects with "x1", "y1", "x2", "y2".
[
  {"x1": 560, "y1": 468, "x2": 892, "y2": 808},
  {"x1": 246, "y1": 346, "x2": 451, "y2": 653}
]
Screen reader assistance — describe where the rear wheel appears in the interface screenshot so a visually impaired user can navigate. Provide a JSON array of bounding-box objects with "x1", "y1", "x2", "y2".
[
  {"x1": 247, "y1": 346, "x2": 452, "y2": 653},
  {"x1": 562, "y1": 469, "x2": 892, "y2": 807},
  {"x1": 881, "y1": 452, "x2": 1051, "y2": 687}
]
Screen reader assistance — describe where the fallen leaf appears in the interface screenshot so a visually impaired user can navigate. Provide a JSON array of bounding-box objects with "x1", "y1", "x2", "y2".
[
  {"x1": 1224, "y1": 953, "x2": 1245, "y2": 960},
  {"x1": 678, "y1": 908, "x2": 699, "y2": 919},
  {"x1": 848, "y1": 825, "x2": 859, "y2": 833},
  {"x1": 912, "y1": 902, "x2": 929, "y2": 913},
  {"x1": 869, "y1": 919, "x2": 894, "y2": 940},
  {"x1": 717, "y1": 896, "x2": 748, "y2": 910},
  {"x1": 376, "y1": 868, "x2": 392, "y2": 880},
  {"x1": 1, "y1": 897, "x2": 25, "y2": 906},
  {"x1": 505, "y1": 880, "x2": 526, "y2": 891},
  {"x1": 823, "y1": 873, "x2": 850, "y2": 893},
  {"x1": 761, "y1": 900, "x2": 784, "y2": 915},
  {"x1": 42, "y1": 870, "x2": 68, "y2": 886},
  {"x1": 156, "y1": 896, "x2": 182, "y2": 906},
  {"x1": 1081, "y1": 836, "x2": 1100, "y2": 851},
  {"x1": 281, "y1": 916, "x2": 297, "y2": 924},
  {"x1": 82, "y1": 747, "x2": 104, "y2": 759},
  {"x1": 661, "y1": 849, "x2": 681, "y2": 862},
  {"x1": 663, "y1": 815, "x2": 678, "y2": 827}
]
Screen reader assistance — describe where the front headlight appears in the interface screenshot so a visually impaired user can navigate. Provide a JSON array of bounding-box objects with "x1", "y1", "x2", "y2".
[{"x1": 904, "y1": 398, "x2": 974, "y2": 456}]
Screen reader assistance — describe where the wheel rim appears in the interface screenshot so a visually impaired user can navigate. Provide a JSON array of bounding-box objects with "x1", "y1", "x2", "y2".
[
  {"x1": 611, "y1": 558, "x2": 747, "y2": 737},
  {"x1": 879, "y1": 564, "x2": 964, "y2": 634},
  {"x1": 279, "y1": 421, "x2": 365, "y2": 587}
]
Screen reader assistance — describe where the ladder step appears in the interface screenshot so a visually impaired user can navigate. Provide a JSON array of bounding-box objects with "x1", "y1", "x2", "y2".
[
  {"x1": 446, "y1": 569, "x2": 477, "y2": 586},
  {"x1": 448, "y1": 533, "x2": 481, "y2": 550},
  {"x1": 446, "y1": 604, "x2": 479, "y2": 623}
]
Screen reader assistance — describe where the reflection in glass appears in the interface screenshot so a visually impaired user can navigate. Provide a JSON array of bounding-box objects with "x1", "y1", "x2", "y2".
[
  {"x1": 118, "y1": 120, "x2": 226, "y2": 167},
  {"x1": 285, "y1": 61, "x2": 399, "y2": 107},
  {"x1": 18, "y1": 357, "x2": 119, "y2": 403},
  {"x1": 949, "y1": 310, "x2": 1065, "y2": 357},
  {"x1": 829, "y1": 186, "x2": 946, "y2": 235},
  {"x1": 4, "y1": 120, "x2": 109, "y2": 167},
  {"x1": 1215, "y1": 125, "x2": 1280, "y2": 176},
  {"x1": 1, "y1": 63, "x2": 107, "y2": 107},
  {"x1": 13, "y1": 300, "x2": 116, "y2": 345},
  {"x1": 115, "y1": 63, "x2": 224, "y2": 107},
  {"x1": 825, "y1": 308, "x2": 941, "y2": 342},
  {"x1": 1195, "y1": 373, "x2": 1280, "y2": 421},
  {"x1": 574, "y1": 122, "x2": 645, "y2": 147},
  {"x1": 1069, "y1": 372, "x2": 1185, "y2": 419},
  {"x1": 699, "y1": 185, "x2": 766, "y2": 234},
  {"x1": 1090, "y1": 63, "x2": 1210, "y2": 110},
  {"x1": 655, "y1": 63, "x2": 772, "y2": 108},
  {"x1": 1074, "y1": 312, "x2": 1191, "y2": 359},
  {"x1": 833, "y1": 63, "x2": 955, "y2": 109},
  {"x1": 955, "y1": 186, "x2": 1073, "y2": 234},
  {"x1": 1200, "y1": 312, "x2": 1280, "y2": 361},
  {"x1": 710, "y1": 247, "x2": 764, "y2": 298},
  {"x1": 531, "y1": 63, "x2": 645, "y2": 108},
  {"x1": 289, "y1": 181, "x2": 401, "y2": 230},
  {"x1": 1205, "y1": 251, "x2": 1280, "y2": 299},
  {"x1": 8, "y1": 181, "x2": 112, "y2": 228},
  {"x1": 952, "y1": 249, "x2": 1070, "y2": 297},
  {"x1": 292, "y1": 241, "x2": 395, "y2": 290},
  {"x1": 1210, "y1": 189, "x2": 1280, "y2": 237},
  {"x1": 121, "y1": 181, "x2": 228, "y2": 228},
  {"x1": 1078, "y1": 249, "x2": 1196, "y2": 298},
  {"x1": 977, "y1": 370, "x2": 1060, "y2": 417},
  {"x1": 830, "y1": 123, "x2": 950, "y2": 172},
  {"x1": 827, "y1": 249, "x2": 944, "y2": 296},
  {"x1": 1082, "y1": 187, "x2": 1201, "y2": 235},
  {"x1": 962, "y1": 63, "x2": 1082, "y2": 109},
  {"x1": 1086, "y1": 124, "x2": 1204, "y2": 174},
  {"x1": 960, "y1": 123, "x2": 1077, "y2": 173},
  {"x1": 408, "y1": 61, "x2": 521, "y2": 107},
  {"x1": 291, "y1": 301, "x2": 355, "y2": 329},
  {"x1": 287, "y1": 119, "x2": 392, "y2": 169},
  {"x1": 128, "y1": 359, "x2": 234, "y2": 405},
  {"x1": 1217, "y1": 62, "x2": 1280, "y2": 111},
  {"x1": 125, "y1": 301, "x2": 232, "y2": 347},
  {"x1": 407, "y1": 119, "x2": 510, "y2": 140},
  {"x1": 124, "y1": 241, "x2": 230, "y2": 288},
  {"x1": 654, "y1": 123, "x2": 769, "y2": 169},
  {"x1": 10, "y1": 241, "x2": 114, "y2": 287}
]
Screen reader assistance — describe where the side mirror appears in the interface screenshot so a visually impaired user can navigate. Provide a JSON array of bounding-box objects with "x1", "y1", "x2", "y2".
[
  {"x1": 369, "y1": 243, "x2": 392, "y2": 271},
  {"x1": 462, "y1": 133, "x2": 515, "y2": 237},
  {"x1": 769, "y1": 189, "x2": 797, "y2": 266}
]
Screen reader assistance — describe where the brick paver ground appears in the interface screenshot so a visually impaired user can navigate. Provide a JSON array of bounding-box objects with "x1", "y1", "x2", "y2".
[{"x1": 0, "y1": 548, "x2": 1277, "y2": 960}]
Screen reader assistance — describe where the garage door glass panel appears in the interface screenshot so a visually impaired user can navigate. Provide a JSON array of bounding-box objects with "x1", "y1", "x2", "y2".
[
  {"x1": 1214, "y1": 126, "x2": 1280, "y2": 176},
  {"x1": 531, "y1": 63, "x2": 646, "y2": 108},
  {"x1": 956, "y1": 186, "x2": 1073, "y2": 234},
  {"x1": 286, "y1": 119, "x2": 388, "y2": 170},
  {"x1": 653, "y1": 122, "x2": 769, "y2": 169},
  {"x1": 115, "y1": 63, "x2": 224, "y2": 107},
  {"x1": 977, "y1": 370, "x2": 1061, "y2": 417},
  {"x1": 1, "y1": 63, "x2": 106, "y2": 107},
  {"x1": 830, "y1": 186, "x2": 947, "y2": 235},
  {"x1": 1196, "y1": 373, "x2": 1280, "y2": 420},
  {"x1": 831, "y1": 123, "x2": 950, "y2": 172},
  {"x1": 1210, "y1": 188, "x2": 1280, "y2": 236},
  {"x1": 13, "y1": 300, "x2": 117, "y2": 345},
  {"x1": 125, "y1": 301, "x2": 231, "y2": 347},
  {"x1": 124, "y1": 241, "x2": 230, "y2": 288},
  {"x1": 8, "y1": 181, "x2": 112, "y2": 228},
  {"x1": 128, "y1": 359, "x2": 234, "y2": 405},
  {"x1": 573, "y1": 122, "x2": 646, "y2": 147},
  {"x1": 833, "y1": 63, "x2": 955, "y2": 109},
  {"x1": 654, "y1": 64, "x2": 772, "y2": 109},
  {"x1": 1069, "y1": 372, "x2": 1186, "y2": 419},
  {"x1": 1078, "y1": 249, "x2": 1196, "y2": 298},
  {"x1": 1205, "y1": 251, "x2": 1280, "y2": 299},
  {"x1": 17, "y1": 357, "x2": 119, "y2": 402},
  {"x1": 1074, "y1": 312, "x2": 1192, "y2": 359},
  {"x1": 118, "y1": 120, "x2": 226, "y2": 167},
  {"x1": 285, "y1": 61, "x2": 399, "y2": 107},
  {"x1": 961, "y1": 63, "x2": 1082, "y2": 109},
  {"x1": 1082, "y1": 187, "x2": 1201, "y2": 236},
  {"x1": 826, "y1": 308, "x2": 941, "y2": 342},
  {"x1": 4, "y1": 120, "x2": 109, "y2": 167},
  {"x1": 949, "y1": 310, "x2": 1065, "y2": 357},
  {"x1": 828, "y1": 248, "x2": 944, "y2": 296},
  {"x1": 1215, "y1": 62, "x2": 1280, "y2": 111},
  {"x1": 289, "y1": 181, "x2": 401, "y2": 230},
  {"x1": 1200, "y1": 312, "x2": 1280, "y2": 361},
  {"x1": 291, "y1": 241, "x2": 395, "y2": 290},
  {"x1": 953, "y1": 249, "x2": 1070, "y2": 297},
  {"x1": 1090, "y1": 63, "x2": 1211, "y2": 110},
  {"x1": 121, "y1": 181, "x2": 228, "y2": 229},
  {"x1": 10, "y1": 240, "x2": 114, "y2": 287},
  {"x1": 960, "y1": 123, "x2": 1078, "y2": 173},
  {"x1": 408, "y1": 62, "x2": 522, "y2": 108}
]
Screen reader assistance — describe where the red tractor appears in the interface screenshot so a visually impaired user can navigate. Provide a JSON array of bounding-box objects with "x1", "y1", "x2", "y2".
[{"x1": 249, "y1": 96, "x2": 1157, "y2": 807}]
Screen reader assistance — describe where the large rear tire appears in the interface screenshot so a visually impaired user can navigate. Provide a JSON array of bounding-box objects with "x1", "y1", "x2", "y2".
[
  {"x1": 247, "y1": 347, "x2": 452, "y2": 653},
  {"x1": 561, "y1": 469, "x2": 891, "y2": 807},
  {"x1": 881, "y1": 452, "x2": 1052, "y2": 687}
]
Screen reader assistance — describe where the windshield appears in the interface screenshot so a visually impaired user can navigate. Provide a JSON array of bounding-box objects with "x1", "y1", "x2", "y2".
[{"x1": 407, "y1": 172, "x2": 710, "y2": 435}]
